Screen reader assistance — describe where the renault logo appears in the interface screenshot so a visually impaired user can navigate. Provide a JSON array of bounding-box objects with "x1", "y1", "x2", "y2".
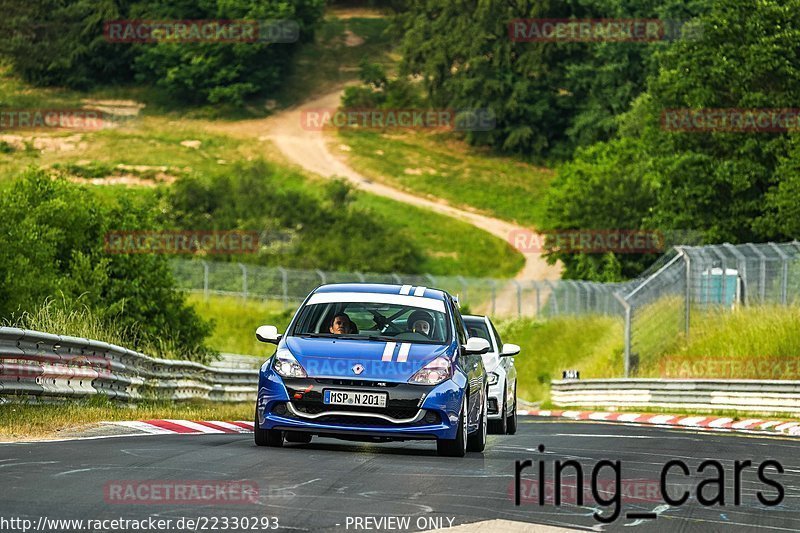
[{"x1": 352, "y1": 364, "x2": 364, "y2": 375}]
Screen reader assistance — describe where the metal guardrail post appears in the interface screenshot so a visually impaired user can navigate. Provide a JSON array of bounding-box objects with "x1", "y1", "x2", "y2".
[
  {"x1": 614, "y1": 292, "x2": 632, "y2": 377},
  {"x1": 238, "y1": 263, "x2": 248, "y2": 299},
  {"x1": 277, "y1": 267, "x2": 288, "y2": 308},
  {"x1": 201, "y1": 260, "x2": 209, "y2": 302},
  {"x1": 769, "y1": 243, "x2": 789, "y2": 305}
]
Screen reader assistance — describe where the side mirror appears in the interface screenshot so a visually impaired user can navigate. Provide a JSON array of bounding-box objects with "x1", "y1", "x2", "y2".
[
  {"x1": 256, "y1": 325, "x2": 281, "y2": 345},
  {"x1": 464, "y1": 337, "x2": 491, "y2": 355},
  {"x1": 501, "y1": 343, "x2": 520, "y2": 357}
]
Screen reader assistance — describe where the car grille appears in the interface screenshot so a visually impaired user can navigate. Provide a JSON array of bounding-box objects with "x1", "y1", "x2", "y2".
[
  {"x1": 293, "y1": 402, "x2": 419, "y2": 421},
  {"x1": 315, "y1": 378, "x2": 399, "y2": 388}
]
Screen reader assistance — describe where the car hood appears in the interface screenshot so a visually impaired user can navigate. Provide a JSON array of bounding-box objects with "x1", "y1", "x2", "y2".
[{"x1": 284, "y1": 336, "x2": 451, "y2": 382}]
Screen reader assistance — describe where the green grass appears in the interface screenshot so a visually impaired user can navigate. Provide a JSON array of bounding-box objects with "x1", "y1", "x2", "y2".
[
  {"x1": 0, "y1": 399, "x2": 251, "y2": 441},
  {"x1": 186, "y1": 294, "x2": 294, "y2": 358},
  {"x1": 637, "y1": 304, "x2": 800, "y2": 379},
  {"x1": 337, "y1": 129, "x2": 555, "y2": 227},
  {"x1": 498, "y1": 315, "x2": 624, "y2": 402}
]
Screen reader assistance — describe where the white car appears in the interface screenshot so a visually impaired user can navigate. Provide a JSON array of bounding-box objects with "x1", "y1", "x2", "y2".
[{"x1": 463, "y1": 314, "x2": 520, "y2": 434}]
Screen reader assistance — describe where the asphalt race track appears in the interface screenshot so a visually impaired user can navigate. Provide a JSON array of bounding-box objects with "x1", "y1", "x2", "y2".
[{"x1": 2, "y1": 417, "x2": 799, "y2": 532}]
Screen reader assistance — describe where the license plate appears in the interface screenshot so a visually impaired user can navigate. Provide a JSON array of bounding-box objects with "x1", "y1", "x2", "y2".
[{"x1": 323, "y1": 389, "x2": 387, "y2": 408}]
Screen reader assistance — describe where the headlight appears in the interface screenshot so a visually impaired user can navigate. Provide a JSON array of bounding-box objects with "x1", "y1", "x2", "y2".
[
  {"x1": 488, "y1": 372, "x2": 499, "y2": 385},
  {"x1": 272, "y1": 348, "x2": 307, "y2": 378},
  {"x1": 409, "y1": 356, "x2": 452, "y2": 386}
]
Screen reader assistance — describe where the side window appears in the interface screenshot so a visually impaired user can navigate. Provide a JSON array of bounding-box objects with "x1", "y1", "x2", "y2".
[
  {"x1": 451, "y1": 302, "x2": 467, "y2": 345},
  {"x1": 489, "y1": 321, "x2": 503, "y2": 352}
]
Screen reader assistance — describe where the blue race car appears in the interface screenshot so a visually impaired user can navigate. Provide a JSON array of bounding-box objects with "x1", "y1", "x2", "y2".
[{"x1": 253, "y1": 283, "x2": 490, "y2": 457}]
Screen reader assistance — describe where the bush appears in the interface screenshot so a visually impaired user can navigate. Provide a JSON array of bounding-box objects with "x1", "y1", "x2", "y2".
[{"x1": 0, "y1": 169, "x2": 214, "y2": 361}]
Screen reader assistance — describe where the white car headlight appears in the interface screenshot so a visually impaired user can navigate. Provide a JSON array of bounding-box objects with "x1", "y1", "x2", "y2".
[
  {"x1": 272, "y1": 348, "x2": 307, "y2": 378},
  {"x1": 408, "y1": 356, "x2": 452, "y2": 386},
  {"x1": 488, "y1": 372, "x2": 499, "y2": 386}
]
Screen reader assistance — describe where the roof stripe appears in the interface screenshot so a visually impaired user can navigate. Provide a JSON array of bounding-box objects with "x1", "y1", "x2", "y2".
[
  {"x1": 399, "y1": 285, "x2": 412, "y2": 295},
  {"x1": 413, "y1": 286, "x2": 427, "y2": 297}
]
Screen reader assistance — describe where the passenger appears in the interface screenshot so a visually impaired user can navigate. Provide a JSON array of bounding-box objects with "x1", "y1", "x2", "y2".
[
  {"x1": 407, "y1": 310, "x2": 433, "y2": 337},
  {"x1": 329, "y1": 313, "x2": 355, "y2": 335}
]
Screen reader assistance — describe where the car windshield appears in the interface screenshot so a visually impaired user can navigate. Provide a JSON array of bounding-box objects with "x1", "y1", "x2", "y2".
[
  {"x1": 464, "y1": 319, "x2": 492, "y2": 346},
  {"x1": 292, "y1": 299, "x2": 450, "y2": 345}
]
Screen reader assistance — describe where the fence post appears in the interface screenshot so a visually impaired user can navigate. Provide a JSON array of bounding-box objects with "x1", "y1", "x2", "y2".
[
  {"x1": 544, "y1": 280, "x2": 557, "y2": 315},
  {"x1": 315, "y1": 269, "x2": 327, "y2": 286},
  {"x1": 201, "y1": 260, "x2": 209, "y2": 302},
  {"x1": 425, "y1": 274, "x2": 436, "y2": 286},
  {"x1": 238, "y1": 263, "x2": 248, "y2": 299},
  {"x1": 535, "y1": 281, "x2": 541, "y2": 316},
  {"x1": 457, "y1": 276, "x2": 468, "y2": 304},
  {"x1": 676, "y1": 247, "x2": 691, "y2": 339},
  {"x1": 747, "y1": 243, "x2": 768, "y2": 302},
  {"x1": 391, "y1": 272, "x2": 402, "y2": 284},
  {"x1": 614, "y1": 292, "x2": 632, "y2": 377},
  {"x1": 277, "y1": 267, "x2": 288, "y2": 308},
  {"x1": 512, "y1": 280, "x2": 522, "y2": 317},
  {"x1": 355, "y1": 272, "x2": 365, "y2": 282},
  {"x1": 490, "y1": 279, "x2": 496, "y2": 315},
  {"x1": 769, "y1": 243, "x2": 789, "y2": 305}
]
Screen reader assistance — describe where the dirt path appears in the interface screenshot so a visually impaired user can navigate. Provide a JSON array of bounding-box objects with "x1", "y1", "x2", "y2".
[{"x1": 214, "y1": 89, "x2": 561, "y2": 314}]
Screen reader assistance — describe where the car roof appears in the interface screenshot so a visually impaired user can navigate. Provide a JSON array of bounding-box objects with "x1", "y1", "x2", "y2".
[
  {"x1": 463, "y1": 314, "x2": 489, "y2": 322},
  {"x1": 314, "y1": 283, "x2": 449, "y2": 301}
]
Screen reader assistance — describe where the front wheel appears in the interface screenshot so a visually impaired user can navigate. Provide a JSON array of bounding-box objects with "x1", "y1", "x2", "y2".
[
  {"x1": 506, "y1": 385, "x2": 518, "y2": 435},
  {"x1": 466, "y1": 391, "x2": 487, "y2": 452},
  {"x1": 254, "y1": 410, "x2": 284, "y2": 447},
  {"x1": 437, "y1": 397, "x2": 467, "y2": 457}
]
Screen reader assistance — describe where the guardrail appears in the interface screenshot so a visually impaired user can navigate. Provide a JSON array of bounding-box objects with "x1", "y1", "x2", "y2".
[
  {"x1": 551, "y1": 378, "x2": 800, "y2": 416},
  {"x1": 0, "y1": 327, "x2": 260, "y2": 403}
]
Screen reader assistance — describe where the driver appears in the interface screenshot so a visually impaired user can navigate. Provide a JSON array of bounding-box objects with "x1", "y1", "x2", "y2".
[
  {"x1": 329, "y1": 313, "x2": 355, "y2": 335},
  {"x1": 407, "y1": 310, "x2": 433, "y2": 337}
]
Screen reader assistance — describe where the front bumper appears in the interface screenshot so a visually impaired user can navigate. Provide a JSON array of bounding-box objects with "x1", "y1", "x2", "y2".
[
  {"x1": 487, "y1": 370, "x2": 506, "y2": 420},
  {"x1": 256, "y1": 370, "x2": 466, "y2": 441}
]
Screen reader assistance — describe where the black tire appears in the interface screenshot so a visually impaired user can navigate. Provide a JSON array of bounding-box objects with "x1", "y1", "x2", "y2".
[
  {"x1": 467, "y1": 391, "x2": 487, "y2": 452},
  {"x1": 488, "y1": 387, "x2": 508, "y2": 435},
  {"x1": 285, "y1": 431, "x2": 313, "y2": 444},
  {"x1": 437, "y1": 397, "x2": 468, "y2": 457},
  {"x1": 254, "y1": 410, "x2": 284, "y2": 447},
  {"x1": 506, "y1": 385, "x2": 518, "y2": 435}
]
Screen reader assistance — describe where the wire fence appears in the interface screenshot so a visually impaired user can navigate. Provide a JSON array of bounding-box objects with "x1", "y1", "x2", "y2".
[
  {"x1": 169, "y1": 259, "x2": 625, "y2": 318},
  {"x1": 171, "y1": 240, "x2": 800, "y2": 377},
  {"x1": 617, "y1": 242, "x2": 800, "y2": 376}
]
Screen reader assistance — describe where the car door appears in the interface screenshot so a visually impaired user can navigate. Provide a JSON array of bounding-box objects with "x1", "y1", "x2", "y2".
[
  {"x1": 452, "y1": 302, "x2": 485, "y2": 429},
  {"x1": 489, "y1": 318, "x2": 516, "y2": 413}
]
